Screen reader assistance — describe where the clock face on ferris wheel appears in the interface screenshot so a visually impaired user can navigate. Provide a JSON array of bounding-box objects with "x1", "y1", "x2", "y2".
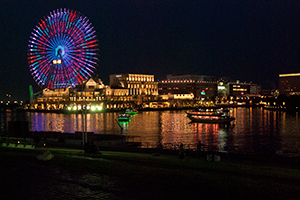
[{"x1": 28, "y1": 8, "x2": 99, "y2": 89}]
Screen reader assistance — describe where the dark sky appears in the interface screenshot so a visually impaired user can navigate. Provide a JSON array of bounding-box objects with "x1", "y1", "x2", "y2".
[{"x1": 1, "y1": 0, "x2": 300, "y2": 101}]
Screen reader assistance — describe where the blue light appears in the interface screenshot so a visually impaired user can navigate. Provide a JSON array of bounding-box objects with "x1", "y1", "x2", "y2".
[{"x1": 55, "y1": 45, "x2": 65, "y2": 57}]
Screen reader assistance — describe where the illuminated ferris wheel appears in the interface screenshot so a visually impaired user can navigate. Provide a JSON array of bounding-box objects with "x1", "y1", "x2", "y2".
[{"x1": 28, "y1": 8, "x2": 99, "y2": 89}]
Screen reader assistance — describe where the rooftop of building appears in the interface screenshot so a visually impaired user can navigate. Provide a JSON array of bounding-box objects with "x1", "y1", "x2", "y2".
[{"x1": 279, "y1": 73, "x2": 300, "y2": 77}]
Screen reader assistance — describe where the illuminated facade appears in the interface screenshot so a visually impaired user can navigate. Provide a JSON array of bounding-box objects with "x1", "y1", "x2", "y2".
[
  {"x1": 41, "y1": 88, "x2": 70, "y2": 100},
  {"x1": 36, "y1": 87, "x2": 70, "y2": 110},
  {"x1": 31, "y1": 73, "x2": 262, "y2": 110},
  {"x1": 218, "y1": 80, "x2": 261, "y2": 97},
  {"x1": 109, "y1": 74, "x2": 158, "y2": 95},
  {"x1": 69, "y1": 77, "x2": 105, "y2": 101},
  {"x1": 35, "y1": 77, "x2": 105, "y2": 110},
  {"x1": 159, "y1": 74, "x2": 217, "y2": 99},
  {"x1": 279, "y1": 73, "x2": 300, "y2": 96},
  {"x1": 166, "y1": 74, "x2": 214, "y2": 81}
]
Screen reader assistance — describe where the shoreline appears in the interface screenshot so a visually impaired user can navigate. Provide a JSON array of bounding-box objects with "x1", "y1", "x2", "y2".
[
  {"x1": 2, "y1": 104, "x2": 265, "y2": 114},
  {"x1": 1, "y1": 135, "x2": 300, "y2": 166},
  {"x1": 2, "y1": 104, "x2": 300, "y2": 114}
]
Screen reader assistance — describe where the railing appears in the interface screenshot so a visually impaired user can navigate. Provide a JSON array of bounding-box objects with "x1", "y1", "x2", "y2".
[{"x1": 0, "y1": 136, "x2": 35, "y2": 149}]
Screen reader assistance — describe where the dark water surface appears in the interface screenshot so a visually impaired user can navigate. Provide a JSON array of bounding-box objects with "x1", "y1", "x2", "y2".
[{"x1": 2, "y1": 108, "x2": 300, "y2": 155}]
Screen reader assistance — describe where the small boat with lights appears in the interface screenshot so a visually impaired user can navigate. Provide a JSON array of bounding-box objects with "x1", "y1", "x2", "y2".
[
  {"x1": 118, "y1": 113, "x2": 131, "y2": 122},
  {"x1": 125, "y1": 108, "x2": 138, "y2": 115},
  {"x1": 186, "y1": 106, "x2": 235, "y2": 123}
]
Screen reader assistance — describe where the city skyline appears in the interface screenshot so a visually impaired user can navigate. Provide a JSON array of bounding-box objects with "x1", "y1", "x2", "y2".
[{"x1": 1, "y1": 0, "x2": 300, "y2": 101}]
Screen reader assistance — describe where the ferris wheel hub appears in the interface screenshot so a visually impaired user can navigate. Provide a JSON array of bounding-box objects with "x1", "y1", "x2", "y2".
[{"x1": 55, "y1": 45, "x2": 65, "y2": 57}]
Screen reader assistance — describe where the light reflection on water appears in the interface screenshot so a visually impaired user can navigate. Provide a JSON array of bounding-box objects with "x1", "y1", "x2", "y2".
[{"x1": 10, "y1": 108, "x2": 300, "y2": 154}]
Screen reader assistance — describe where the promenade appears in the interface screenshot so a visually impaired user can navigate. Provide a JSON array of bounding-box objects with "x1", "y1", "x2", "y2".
[{"x1": 1, "y1": 146, "x2": 300, "y2": 200}]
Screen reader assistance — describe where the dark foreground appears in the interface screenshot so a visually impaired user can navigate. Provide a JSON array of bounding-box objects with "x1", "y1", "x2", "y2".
[{"x1": 1, "y1": 147, "x2": 300, "y2": 200}]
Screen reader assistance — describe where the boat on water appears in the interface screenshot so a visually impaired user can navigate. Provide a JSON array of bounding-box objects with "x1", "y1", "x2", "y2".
[
  {"x1": 118, "y1": 113, "x2": 131, "y2": 122},
  {"x1": 186, "y1": 106, "x2": 235, "y2": 123},
  {"x1": 125, "y1": 108, "x2": 138, "y2": 115}
]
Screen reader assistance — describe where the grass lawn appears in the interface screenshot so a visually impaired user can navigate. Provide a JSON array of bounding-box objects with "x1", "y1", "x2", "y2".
[{"x1": 1, "y1": 147, "x2": 300, "y2": 200}]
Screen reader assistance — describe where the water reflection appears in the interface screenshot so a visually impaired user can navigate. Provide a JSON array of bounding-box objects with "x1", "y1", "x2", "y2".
[{"x1": 3, "y1": 107, "x2": 297, "y2": 154}]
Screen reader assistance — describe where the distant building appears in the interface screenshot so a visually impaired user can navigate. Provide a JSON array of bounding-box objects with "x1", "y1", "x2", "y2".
[
  {"x1": 109, "y1": 74, "x2": 158, "y2": 95},
  {"x1": 218, "y1": 80, "x2": 261, "y2": 98},
  {"x1": 35, "y1": 77, "x2": 106, "y2": 110},
  {"x1": 42, "y1": 87, "x2": 70, "y2": 100},
  {"x1": 36, "y1": 88, "x2": 71, "y2": 109},
  {"x1": 166, "y1": 74, "x2": 215, "y2": 82},
  {"x1": 70, "y1": 77, "x2": 105, "y2": 102},
  {"x1": 259, "y1": 89, "x2": 274, "y2": 97},
  {"x1": 158, "y1": 74, "x2": 217, "y2": 100},
  {"x1": 279, "y1": 73, "x2": 300, "y2": 96}
]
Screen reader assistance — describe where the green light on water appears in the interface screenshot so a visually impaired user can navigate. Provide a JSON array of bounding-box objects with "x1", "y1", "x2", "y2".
[{"x1": 118, "y1": 121, "x2": 129, "y2": 124}]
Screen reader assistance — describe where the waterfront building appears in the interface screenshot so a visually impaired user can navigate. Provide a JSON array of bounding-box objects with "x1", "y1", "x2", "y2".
[
  {"x1": 218, "y1": 80, "x2": 260, "y2": 97},
  {"x1": 70, "y1": 77, "x2": 105, "y2": 102},
  {"x1": 108, "y1": 74, "x2": 159, "y2": 108},
  {"x1": 39, "y1": 88, "x2": 71, "y2": 102},
  {"x1": 217, "y1": 80, "x2": 261, "y2": 104},
  {"x1": 230, "y1": 81, "x2": 260, "y2": 96},
  {"x1": 31, "y1": 74, "x2": 159, "y2": 110},
  {"x1": 158, "y1": 74, "x2": 217, "y2": 100},
  {"x1": 33, "y1": 77, "x2": 105, "y2": 110},
  {"x1": 30, "y1": 73, "x2": 262, "y2": 110},
  {"x1": 105, "y1": 85, "x2": 132, "y2": 109},
  {"x1": 165, "y1": 74, "x2": 215, "y2": 82},
  {"x1": 109, "y1": 74, "x2": 158, "y2": 96},
  {"x1": 34, "y1": 87, "x2": 71, "y2": 109},
  {"x1": 259, "y1": 89, "x2": 275, "y2": 98},
  {"x1": 279, "y1": 73, "x2": 300, "y2": 96}
]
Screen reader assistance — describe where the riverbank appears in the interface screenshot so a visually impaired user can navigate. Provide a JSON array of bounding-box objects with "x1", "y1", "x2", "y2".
[
  {"x1": 12, "y1": 107, "x2": 192, "y2": 114},
  {"x1": 1, "y1": 146, "x2": 300, "y2": 199},
  {"x1": 8, "y1": 104, "x2": 262, "y2": 114}
]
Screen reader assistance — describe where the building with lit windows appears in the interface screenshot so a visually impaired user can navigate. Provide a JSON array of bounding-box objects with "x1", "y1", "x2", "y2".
[
  {"x1": 69, "y1": 77, "x2": 105, "y2": 102},
  {"x1": 31, "y1": 73, "x2": 262, "y2": 110},
  {"x1": 165, "y1": 74, "x2": 215, "y2": 82},
  {"x1": 34, "y1": 77, "x2": 106, "y2": 110},
  {"x1": 217, "y1": 80, "x2": 260, "y2": 97},
  {"x1": 217, "y1": 80, "x2": 261, "y2": 104},
  {"x1": 109, "y1": 74, "x2": 158, "y2": 96},
  {"x1": 279, "y1": 73, "x2": 300, "y2": 96},
  {"x1": 158, "y1": 74, "x2": 217, "y2": 100}
]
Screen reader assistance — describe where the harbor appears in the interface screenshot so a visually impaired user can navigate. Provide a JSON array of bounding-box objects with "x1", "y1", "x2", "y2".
[{"x1": 1, "y1": 107, "x2": 300, "y2": 158}]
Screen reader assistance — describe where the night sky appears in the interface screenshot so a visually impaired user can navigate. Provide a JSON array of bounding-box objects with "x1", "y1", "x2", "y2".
[{"x1": 1, "y1": 0, "x2": 300, "y2": 101}]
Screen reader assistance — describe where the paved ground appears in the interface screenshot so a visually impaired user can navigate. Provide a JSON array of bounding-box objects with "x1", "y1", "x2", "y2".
[
  {"x1": 1, "y1": 147, "x2": 300, "y2": 200},
  {"x1": 0, "y1": 148, "x2": 118, "y2": 199},
  {"x1": 0, "y1": 147, "x2": 179, "y2": 200}
]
